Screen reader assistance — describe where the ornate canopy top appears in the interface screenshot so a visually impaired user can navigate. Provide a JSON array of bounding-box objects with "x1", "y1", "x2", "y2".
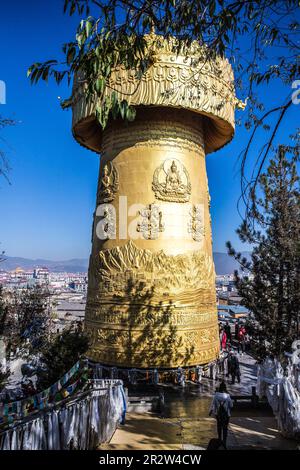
[
  {"x1": 143, "y1": 30, "x2": 234, "y2": 80},
  {"x1": 72, "y1": 32, "x2": 243, "y2": 154}
]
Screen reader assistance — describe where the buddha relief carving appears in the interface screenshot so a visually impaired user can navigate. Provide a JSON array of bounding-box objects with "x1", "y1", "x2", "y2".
[
  {"x1": 152, "y1": 158, "x2": 191, "y2": 203},
  {"x1": 97, "y1": 161, "x2": 119, "y2": 203}
]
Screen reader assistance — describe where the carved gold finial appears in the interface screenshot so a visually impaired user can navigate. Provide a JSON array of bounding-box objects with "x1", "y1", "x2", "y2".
[{"x1": 149, "y1": 21, "x2": 156, "y2": 36}]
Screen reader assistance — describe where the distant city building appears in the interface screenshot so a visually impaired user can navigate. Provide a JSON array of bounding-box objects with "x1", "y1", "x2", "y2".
[
  {"x1": 33, "y1": 267, "x2": 49, "y2": 281},
  {"x1": 1, "y1": 265, "x2": 251, "y2": 331},
  {"x1": 68, "y1": 280, "x2": 87, "y2": 292},
  {"x1": 218, "y1": 304, "x2": 249, "y2": 319}
]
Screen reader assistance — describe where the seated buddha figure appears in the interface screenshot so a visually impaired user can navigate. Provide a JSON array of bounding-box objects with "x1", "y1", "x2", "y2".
[
  {"x1": 165, "y1": 160, "x2": 182, "y2": 192},
  {"x1": 98, "y1": 163, "x2": 119, "y2": 203}
]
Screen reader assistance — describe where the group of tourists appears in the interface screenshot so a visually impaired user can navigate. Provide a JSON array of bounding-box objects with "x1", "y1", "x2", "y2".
[
  {"x1": 207, "y1": 321, "x2": 253, "y2": 449},
  {"x1": 217, "y1": 349, "x2": 241, "y2": 385},
  {"x1": 219, "y1": 320, "x2": 249, "y2": 353},
  {"x1": 218, "y1": 321, "x2": 248, "y2": 386}
]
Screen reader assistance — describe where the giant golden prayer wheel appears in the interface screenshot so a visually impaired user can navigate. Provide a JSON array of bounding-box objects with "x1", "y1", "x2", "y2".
[{"x1": 72, "y1": 33, "x2": 239, "y2": 368}]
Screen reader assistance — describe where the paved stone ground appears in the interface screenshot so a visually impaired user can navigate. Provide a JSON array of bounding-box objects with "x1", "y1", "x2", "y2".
[
  {"x1": 102, "y1": 354, "x2": 298, "y2": 450},
  {"x1": 103, "y1": 413, "x2": 297, "y2": 450}
]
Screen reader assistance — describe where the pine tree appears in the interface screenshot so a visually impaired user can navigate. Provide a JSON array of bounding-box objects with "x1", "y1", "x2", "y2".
[
  {"x1": 0, "y1": 285, "x2": 8, "y2": 336},
  {"x1": 1, "y1": 285, "x2": 52, "y2": 358},
  {"x1": 36, "y1": 323, "x2": 89, "y2": 390},
  {"x1": 227, "y1": 145, "x2": 300, "y2": 361},
  {"x1": 0, "y1": 286, "x2": 10, "y2": 390}
]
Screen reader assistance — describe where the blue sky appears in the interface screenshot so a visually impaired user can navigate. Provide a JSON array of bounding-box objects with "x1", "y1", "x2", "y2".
[{"x1": 0, "y1": 1, "x2": 298, "y2": 260}]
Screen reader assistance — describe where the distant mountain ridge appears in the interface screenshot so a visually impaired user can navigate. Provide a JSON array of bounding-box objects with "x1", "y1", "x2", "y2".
[
  {"x1": 0, "y1": 251, "x2": 250, "y2": 275},
  {"x1": 0, "y1": 256, "x2": 89, "y2": 273}
]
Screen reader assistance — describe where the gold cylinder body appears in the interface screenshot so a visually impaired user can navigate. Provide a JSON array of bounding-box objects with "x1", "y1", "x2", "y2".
[
  {"x1": 71, "y1": 33, "x2": 239, "y2": 369},
  {"x1": 85, "y1": 108, "x2": 219, "y2": 368}
]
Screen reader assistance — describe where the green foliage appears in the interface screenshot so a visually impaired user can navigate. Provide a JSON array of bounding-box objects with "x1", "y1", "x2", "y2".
[
  {"x1": 0, "y1": 285, "x2": 9, "y2": 337},
  {"x1": 1, "y1": 286, "x2": 88, "y2": 390},
  {"x1": 227, "y1": 145, "x2": 300, "y2": 361},
  {"x1": 27, "y1": 0, "x2": 299, "y2": 143},
  {"x1": 1, "y1": 285, "x2": 52, "y2": 358},
  {"x1": 36, "y1": 323, "x2": 89, "y2": 390},
  {"x1": 0, "y1": 365, "x2": 10, "y2": 392},
  {"x1": 0, "y1": 286, "x2": 11, "y2": 390}
]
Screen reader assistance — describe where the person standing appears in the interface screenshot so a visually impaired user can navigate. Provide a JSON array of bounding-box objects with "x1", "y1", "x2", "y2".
[
  {"x1": 224, "y1": 321, "x2": 232, "y2": 345},
  {"x1": 235, "y1": 320, "x2": 240, "y2": 340},
  {"x1": 209, "y1": 381, "x2": 233, "y2": 448},
  {"x1": 227, "y1": 351, "x2": 241, "y2": 384},
  {"x1": 220, "y1": 328, "x2": 227, "y2": 351},
  {"x1": 237, "y1": 324, "x2": 246, "y2": 355}
]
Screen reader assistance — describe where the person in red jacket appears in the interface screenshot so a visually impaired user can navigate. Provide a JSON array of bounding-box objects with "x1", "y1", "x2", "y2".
[
  {"x1": 237, "y1": 325, "x2": 246, "y2": 355},
  {"x1": 220, "y1": 328, "x2": 227, "y2": 351}
]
